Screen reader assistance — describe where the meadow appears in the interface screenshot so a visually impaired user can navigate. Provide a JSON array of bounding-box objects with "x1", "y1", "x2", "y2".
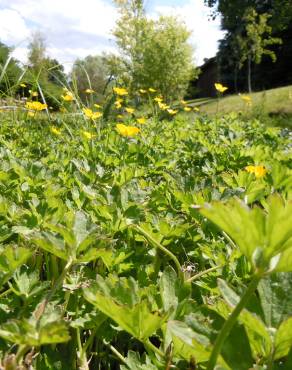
[{"x1": 0, "y1": 87, "x2": 291, "y2": 370}]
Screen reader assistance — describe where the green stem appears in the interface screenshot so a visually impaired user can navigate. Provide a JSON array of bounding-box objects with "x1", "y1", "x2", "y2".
[
  {"x1": 35, "y1": 259, "x2": 73, "y2": 321},
  {"x1": 133, "y1": 225, "x2": 184, "y2": 281},
  {"x1": 207, "y1": 274, "x2": 261, "y2": 370},
  {"x1": 186, "y1": 265, "x2": 222, "y2": 283},
  {"x1": 102, "y1": 339, "x2": 128, "y2": 366}
]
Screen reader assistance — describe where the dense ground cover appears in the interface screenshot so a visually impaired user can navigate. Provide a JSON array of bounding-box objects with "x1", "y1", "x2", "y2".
[{"x1": 0, "y1": 110, "x2": 291, "y2": 369}]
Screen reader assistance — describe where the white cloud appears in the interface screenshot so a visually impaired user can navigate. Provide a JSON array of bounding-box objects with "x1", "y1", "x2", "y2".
[
  {"x1": 0, "y1": 0, "x2": 224, "y2": 71},
  {"x1": 0, "y1": 9, "x2": 30, "y2": 44},
  {"x1": 152, "y1": 0, "x2": 225, "y2": 65}
]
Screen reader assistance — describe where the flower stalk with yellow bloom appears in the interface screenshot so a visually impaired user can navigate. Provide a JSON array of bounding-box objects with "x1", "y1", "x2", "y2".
[{"x1": 214, "y1": 82, "x2": 228, "y2": 114}]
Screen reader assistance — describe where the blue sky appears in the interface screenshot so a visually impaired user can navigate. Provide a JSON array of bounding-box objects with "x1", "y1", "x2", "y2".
[{"x1": 0, "y1": 0, "x2": 224, "y2": 72}]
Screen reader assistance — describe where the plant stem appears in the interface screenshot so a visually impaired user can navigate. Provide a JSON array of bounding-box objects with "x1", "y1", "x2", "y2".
[
  {"x1": 102, "y1": 339, "x2": 128, "y2": 367},
  {"x1": 207, "y1": 274, "x2": 261, "y2": 370},
  {"x1": 186, "y1": 265, "x2": 222, "y2": 283},
  {"x1": 133, "y1": 225, "x2": 184, "y2": 281}
]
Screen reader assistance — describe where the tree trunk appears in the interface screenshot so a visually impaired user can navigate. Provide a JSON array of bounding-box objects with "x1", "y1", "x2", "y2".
[
  {"x1": 247, "y1": 55, "x2": 252, "y2": 93},
  {"x1": 234, "y1": 66, "x2": 238, "y2": 93}
]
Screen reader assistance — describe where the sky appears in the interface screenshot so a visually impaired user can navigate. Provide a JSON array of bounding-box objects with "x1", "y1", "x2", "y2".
[{"x1": 0, "y1": 0, "x2": 224, "y2": 72}]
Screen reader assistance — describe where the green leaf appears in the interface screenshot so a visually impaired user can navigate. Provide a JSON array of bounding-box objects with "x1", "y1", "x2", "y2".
[
  {"x1": 84, "y1": 283, "x2": 167, "y2": 341},
  {"x1": 258, "y1": 272, "x2": 292, "y2": 328},
  {"x1": 0, "y1": 319, "x2": 70, "y2": 346},
  {"x1": 218, "y1": 279, "x2": 272, "y2": 358},
  {"x1": 200, "y1": 195, "x2": 292, "y2": 272},
  {"x1": 274, "y1": 317, "x2": 292, "y2": 360}
]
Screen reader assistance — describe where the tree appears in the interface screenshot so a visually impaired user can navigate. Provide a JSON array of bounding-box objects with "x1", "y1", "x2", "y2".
[
  {"x1": 27, "y1": 31, "x2": 47, "y2": 74},
  {"x1": 113, "y1": 0, "x2": 196, "y2": 101},
  {"x1": 71, "y1": 54, "x2": 110, "y2": 102},
  {"x1": 236, "y1": 8, "x2": 282, "y2": 92}
]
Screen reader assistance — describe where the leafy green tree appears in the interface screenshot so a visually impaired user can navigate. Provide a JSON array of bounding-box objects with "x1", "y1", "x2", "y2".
[
  {"x1": 113, "y1": 0, "x2": 196, "y2": 101},
  {"x1": 236, "y1": 8, "x2": 282, "y2": 92},
  {"x1": 71, "y1": 54, "x2": 110, "y2": 102}
]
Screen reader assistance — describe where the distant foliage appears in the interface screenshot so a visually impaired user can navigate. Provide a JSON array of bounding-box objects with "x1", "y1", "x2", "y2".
[{"x1": 113, "y1": 0, "x2": 196, "y2": 101}]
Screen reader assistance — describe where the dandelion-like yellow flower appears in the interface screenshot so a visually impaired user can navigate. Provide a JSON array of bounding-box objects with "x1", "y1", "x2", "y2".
[
  {"x1": 137, "y1": 117, "x2": 146, "y2": 124},
  {"x1": 149, "y1": 88, "x2": 156, "y2": 93},
  {"x1": 25, "y1": 101, "x2": 47, "y2": 111},
  {"x1": 116, "y1": 124, "x2": 140, "y2": 137},
  {"x1": 241, "y1": 95, "x2": 252, "y2": 106},
  {"x1": 215, "y1": 83, "x2": 228, "y2": 93},
  {"x1": 154, "y1": 96, "x2": 163, "y2": 103},
  {"x1": 29, "y1": 90, "x2": 38, "y2": 97},
  {"x1": 245, "y1": 165, "x2": 267, "y2": 178},
  {"x1": 184, "y1": 107, "x2": 192, "y2": 112},
  {"x1": 167, "y1": 108, "x2": 178, "y2": 115},
  {"x1": 62, "y1": 92, "x2": 74, "y2": 102},
  {"x1": 114, "y1": 101, "x2": 122, "y2": 109},
  {"x1": 92, "y1": 112, "x2": 102, "y2": 119},
  {"x1": 82, "y1": 131, "x2": 95, "y2": 140},
  {"x1": 20, "y1": 83, "x2": 26, "y2": 88},
  {"x1": 83, "y1": 108, "x2": 93, "y2": 118},
  {"x1": 85, "y1": 88, "x2": 94, "y2": 94},
  {"x1": 50, "y1": 126, "x2": 61, "y2": 135},
  {"x1": 125, "y1": 107, "x2": 135, "y2": 114},
  {"x1": 113, "y1": 87, "x2": 128, "y2": 96},
  {"x1": 158, "y1": 102, "x2": 169, "y2": 111}
]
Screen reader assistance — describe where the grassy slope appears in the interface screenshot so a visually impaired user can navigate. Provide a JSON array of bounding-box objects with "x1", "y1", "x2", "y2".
[{"x1": 188, "y1": 85, "x2": 292, "y2": 126}]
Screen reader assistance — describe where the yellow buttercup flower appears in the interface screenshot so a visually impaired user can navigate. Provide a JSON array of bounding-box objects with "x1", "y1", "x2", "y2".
[
  {"x1": 137, "y1": 117, "x2": 146, "y2": 124},
  {"x1": 113, "y1": 87, "x2": 128, "y2": 96},
  {"x1": 125, "y1": 107, "x2": 135, "y2": 114},
  {"x1": 149, "y1": 88, "x2": 156, "y2": 93},
  {"x1": 184, "y1": 107, "x2": 192, "y2": 112},
  {"x1": 83, "y1": 108, "x2": 93, "y2": 118},
  {"x1": 241, "y1": 95, "x2": 252, "y2": 106},
  {"x1": 154, "y1": 96, "x2": 163, "y2": 103},
  {"x1": 215, "y1": 83, "x2": 228, "y2": 93},
  {"x1": 25, "y1": 101, "x2": 47, "y2": 111},
  {"x1": 114, "y1": 101, "x2": 122, "y2": 109},
  {"x1": 158, "y1": 102, "x2": 169, "y2": 111},
  {"x1": 116, "y1": 124, "x2": 140, "y2": 137},
  {"x1": 245, "y1": 165, "x2": 267, "y2": 178},
  {"x1": 167, "y1": 108, "x2": 178, "y2": 115},
  {"x1": 92, "y1": 112, "x2": 102, "y2": 119},
  {"x1": 62, "y1": 92, "x2": 74, "y2": 102},
  {"x1": 82, "y1": 131, "x2": 95, "y2": 140},
  {"x1": 85, "y1": 88, "x2": 94, "y2": 94},
  {"x1": 50, "y1": 126, "x2": 61, "y2": 135}
]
